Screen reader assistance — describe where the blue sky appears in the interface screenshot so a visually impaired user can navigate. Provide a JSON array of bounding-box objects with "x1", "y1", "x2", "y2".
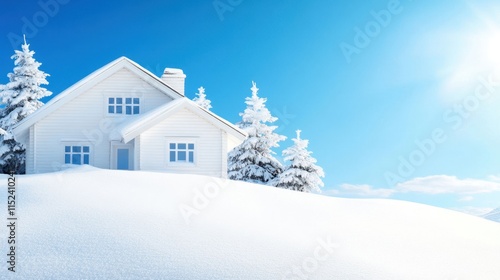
[{"x1": 1, "y1": 0, "x2": 500, "y2": 214}]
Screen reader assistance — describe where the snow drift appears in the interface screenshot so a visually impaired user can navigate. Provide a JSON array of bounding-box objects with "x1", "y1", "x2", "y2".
[{"x1": 1, "y1": 166, "x2": 499, "y2": 279}]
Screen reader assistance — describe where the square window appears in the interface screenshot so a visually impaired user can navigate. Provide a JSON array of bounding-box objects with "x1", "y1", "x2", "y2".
[
  {"x1": 72, "y1": 146, "x2": 81, "y2": 153},
  {"x1": 188, "y1": 143, "x2": 194, "y2": 150},
  {"x1": 178, "y1": 151, "x2": 186, "y2": 161},
  {"x1": 72, "y1": 154, "x2": 81, "y2": 165},
  {"x1": 169, "y1": 143, "x2": 176, "y2": 149},
  {"x1": 83, "y1": 146, "x2": 90, "y2": 153},
  {"x1": 65, "y1": 146, "x2": 71, "y2": 153},
  {"x1": 169, "y1": 151, "x2": 176, "y2": 162},
  {"x1": 178, "y1": 143, "x2": 186, "y2": 149},
  {"x1": 126, "y1": 106, "x2": 132, "y2": 115},
  {"x1": 133, "y1": 98, "x2": 140, "y2": 104},
  {"x1": 116, "y1": 106, "x2": 123, "y2": 114},
  {"x1": 65, "y1": 154, "x2": 71, "y2": 164},
  {"x1": 109, "y1": 98, "x2": 114, "y2": 104},
  {"x1": 133, "y1": 106, "x2": 139, "y2": 114},
  {"x1": 116, "y1": 98, "x2": 123, "y2": 104},
  {"x1": 126, "y1": 98, "x2": 132, "y2": 104},
  {"x1": 108, "y1": 106, "x2": 114, "y2": 114}
]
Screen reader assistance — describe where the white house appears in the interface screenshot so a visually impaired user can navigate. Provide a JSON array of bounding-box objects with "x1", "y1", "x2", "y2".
[{"x1": 12, "y1": 57, "x2": 246, "y2": 177}]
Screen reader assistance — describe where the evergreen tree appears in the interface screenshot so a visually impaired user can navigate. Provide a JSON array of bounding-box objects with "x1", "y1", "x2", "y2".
[
  {"x1": 0, "y1": 130, "x2": 25, "y2": 174},
  {"x1": 228, "y1": 81, "x2": 286, "y2": 184},
  {"x1": 276, "y1": 130, "x2": 325, "y2": 193},
  {"x1": 0, "y1": 37, "x2": 52, "y2": 173},
  {"x1": 193, "y1": 86, "x2": 212, "y2": 110}
]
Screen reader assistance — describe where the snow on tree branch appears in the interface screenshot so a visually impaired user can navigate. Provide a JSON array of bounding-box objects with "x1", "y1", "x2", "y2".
[
  {"x1": 228, "y1": 81, "x2": 286, "y2": 185},
  {"x1": 193, "y1": 86, "x2": 212, "y2": 110},
  {"x1": 276, "y1": 130, "x2": 325, "y2": 193}
]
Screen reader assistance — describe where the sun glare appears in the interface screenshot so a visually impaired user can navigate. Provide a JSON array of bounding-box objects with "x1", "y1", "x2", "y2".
[
  {"x1": 470, "y1": 27, "x2": 500, "y2": 71},
  {"x1": 438, "y1": 19, "x2": 500, "y2": 101}
]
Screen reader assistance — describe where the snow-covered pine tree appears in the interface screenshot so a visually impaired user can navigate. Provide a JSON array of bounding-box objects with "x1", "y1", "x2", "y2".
[
  {"x1": 276, "y1": 130, "x2": 325, "y2": 193},
  {"x1": 228, "y1": 81, "x2": 286, "y2": 185},
  {"x1": 193, "y1": 86, "x2": 212, "y2": 110},
  {"x1": 0, "y1": 129, "x2": 25, "y2": 174},
  {"x1": 0, "y1": 36, "x2": 52, "y2": 173}
]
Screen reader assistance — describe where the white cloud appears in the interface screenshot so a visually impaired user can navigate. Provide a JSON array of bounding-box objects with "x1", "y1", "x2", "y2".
[
  {"x1": 338, "y1": 184, "x2": 395, "y2": 198},
  {"x1": 487, "y1": 175, "x2": 500, "y2": 182},
  {"x1": 395, "y1": 175, "x2": 500, "y2": 195},
  {"x1": 333, "y1": 175, "x2": 500, "y2": 198},
  {"x1": 458, "y1": 196, "x2": 474, "y2": 202},
  {"x1": 322, "y1": 189, "x2": 340, "y2": 196}
]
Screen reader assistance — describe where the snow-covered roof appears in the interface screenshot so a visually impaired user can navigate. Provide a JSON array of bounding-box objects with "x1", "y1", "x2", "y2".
[
  {"x1": 162, "y1": 68, "x2": 186, "y2": 77},
  {"x1": 12, "y1": 56, "x2": 184, "y2": 138},
  {"x1": 115, "y1": 98, "x2": 246, "y2": 143}
]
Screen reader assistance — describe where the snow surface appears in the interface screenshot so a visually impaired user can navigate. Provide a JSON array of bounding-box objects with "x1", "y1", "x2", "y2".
[{"x1": 1, "y1": 166, "x2": 500, "y2": 279}]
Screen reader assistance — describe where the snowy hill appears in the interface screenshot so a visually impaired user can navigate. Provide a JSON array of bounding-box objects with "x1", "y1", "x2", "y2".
[
  {"x1": 482, "y1": 207, "x2": 500, "y2": 223},
  {"x1": 1, "y1": 166, "x2": 500, "y2": 279}
]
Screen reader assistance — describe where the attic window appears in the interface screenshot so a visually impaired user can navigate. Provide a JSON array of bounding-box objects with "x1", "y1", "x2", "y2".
[{"x1": 108, "y1": 97, "x2": 140, "y2": 115}]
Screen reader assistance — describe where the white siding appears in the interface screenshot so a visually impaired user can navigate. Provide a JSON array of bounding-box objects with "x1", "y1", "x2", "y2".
[
  {"x1": 140, "y1": 108, "x2": 224, "y2": 177},
  {"x1": 134, "y1": 135, "x2": 141, "y2": 170},
  {"x1": 227, "y1": 134, "x2": 242, "y2": 152},
  {"x1": 25, "y1": 126, "x2": 35, "y2": 174},
  {"x1": 31, "y1": 68, "x2": 173, "y2": 173},
  {"x1": 221, "y1": 131, "x2": 228, "y2": 178}
]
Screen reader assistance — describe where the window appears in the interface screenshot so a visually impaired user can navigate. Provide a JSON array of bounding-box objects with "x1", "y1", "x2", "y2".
[
  {"x1": 169, "y1": 142, "x2": 195, "y2": 163},
  {"x1": 64, "y1": 145, "x2": 90, "y2": 165},
  {"x1": 108, "y1": 97, "x2": 140, "y2": 115}
]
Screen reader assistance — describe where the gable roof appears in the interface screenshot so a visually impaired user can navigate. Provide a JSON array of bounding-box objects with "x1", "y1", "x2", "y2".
[
  {"x1": 12, "y1": 57, "x2": 184, "y2": 137},
  {"x1": 115, "y1": 98, "x2": 246, "y2": 143}
]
